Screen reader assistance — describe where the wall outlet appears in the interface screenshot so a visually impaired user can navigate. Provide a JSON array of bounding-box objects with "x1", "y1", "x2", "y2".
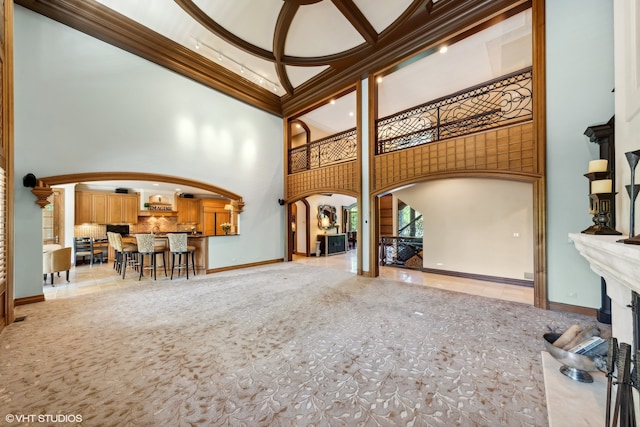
[{"x1": 524, "y1": 272, "x2": 534, "y2": 280}]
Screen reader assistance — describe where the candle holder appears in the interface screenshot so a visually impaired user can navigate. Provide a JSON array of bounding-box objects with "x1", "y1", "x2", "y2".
[
  {"x1": 582, "y1": 172, "x2": 610, "y2": 233},
  {"x1": 583, "y1": 192, "x2": 621, "y2": 235},
  {"x1": 622, "y1": 149, "x2": 640, "y2": 245}
]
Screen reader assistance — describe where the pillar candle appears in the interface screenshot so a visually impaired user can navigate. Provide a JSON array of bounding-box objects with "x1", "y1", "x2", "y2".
[
  {"x1": 591, "y1": 179, "x2": 612, "y2": 194},
  {"x1": 588, "y1": 159, "x2": 608, "y2": 173}
]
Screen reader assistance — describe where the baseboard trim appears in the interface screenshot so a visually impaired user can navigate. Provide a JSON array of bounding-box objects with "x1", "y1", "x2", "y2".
[
  {"x1": 421, "y1": 268, "x2": 534, "y2": 287},
  {"x1": 548, "y1": 301, "x2": 597, "y2": 317},
  {"x1": 206, "y1": 258, "x2": 284, "y2": 274},
  {"x1": 15, "y1": 294, "x2": 45, "y2": 306}
]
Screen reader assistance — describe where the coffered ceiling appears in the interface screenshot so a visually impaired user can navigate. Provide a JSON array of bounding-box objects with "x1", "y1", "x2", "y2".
[{"x1": 15, "y1": 0, "x2": 530, "y2": 117}]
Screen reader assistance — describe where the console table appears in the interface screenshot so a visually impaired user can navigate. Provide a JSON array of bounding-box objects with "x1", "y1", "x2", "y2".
[{"x1": 317, "y1": 233, "x2": 347, "y2": 256}]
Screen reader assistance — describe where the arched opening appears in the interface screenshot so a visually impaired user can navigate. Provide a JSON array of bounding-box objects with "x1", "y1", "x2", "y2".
[{"x1": 371, "y1": 173, "x2": 541, "y2": 306}]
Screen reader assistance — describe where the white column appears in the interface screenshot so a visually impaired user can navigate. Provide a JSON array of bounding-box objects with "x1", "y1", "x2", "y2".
[{"x1": 360, "y1": 78, "x2": 370, "y2": 273}]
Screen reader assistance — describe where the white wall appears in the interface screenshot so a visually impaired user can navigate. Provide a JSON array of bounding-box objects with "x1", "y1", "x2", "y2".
[
  {"x1": 394, "y1": 178, "x2": 534, "y2": 280},
  {"x1": 14, "y1": 6, "x2": 284, "y2": 298},
  {"x1": 546, "y1": 0, "x2": 614, "y2": 307}
]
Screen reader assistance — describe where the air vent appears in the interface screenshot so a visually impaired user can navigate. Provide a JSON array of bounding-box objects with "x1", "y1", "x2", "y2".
[{"x1": 115, "y1": 188, "x2": 129, "y2": 194}]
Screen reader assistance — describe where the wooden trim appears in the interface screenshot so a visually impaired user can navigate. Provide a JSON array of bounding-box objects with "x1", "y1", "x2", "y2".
[
  {"x1": 4, "y1": 0, "x2": 15, "y2": 326},
  {"x1": 532, "y1": 0, "x2": 547, "y2": 309},
  {"x1": 355, "y1": 79, "x2": 364, "y2": 276},
  {"x1": 206, "y1": 258, "x2": 284, "y2": 274},
  {"x1": 548, "y1": 301, "x2": 597, "y2": 318},
  {"x1": 37, "y1": 172, "x2": 244, "y2": 205},
  {"x1": 15, "y1": 294, "x2": 45, "y2": 306},
  {"x1": 422, "y1": 268, "x2": 534, "y2": 288},
  {"x1": 368, "y1": 74, "x2": 379, "y2": 278}
]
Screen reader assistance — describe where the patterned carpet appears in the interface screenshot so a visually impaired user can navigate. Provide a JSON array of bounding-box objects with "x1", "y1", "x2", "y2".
[{"x1": 1, "y1": 263, "x2": 598, "y2": 426}]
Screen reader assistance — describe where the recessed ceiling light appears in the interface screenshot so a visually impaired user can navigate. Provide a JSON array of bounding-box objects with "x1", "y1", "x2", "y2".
[
  {"x1": 376, "y1": 76, "x2": 383, "y2": 84},
  {"x1": 439, "y1": 46, "x2": 448, "y2": 54},
  {"x1": 349, "y1": 112, "x2": 354, "y2": 117},
  {"x1": 330, "y1": 99, "x2": 336, "y2": 105},
  {"x1": 175, "y1": 188, "x2": 181, "y2": 192},
  {"x1": 296, "y1": 124, "x2": 301, "y2": 128},
  {"x1": 153, "y1": 183, "x2": 159, "y2": 186}
]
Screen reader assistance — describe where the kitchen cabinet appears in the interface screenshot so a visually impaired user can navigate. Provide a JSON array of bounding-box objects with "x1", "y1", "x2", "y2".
[
  {"x1": 176, "y1": 197, "x2": 200, "y2": 225},
  {"x1": 76, "y1": 191, "x2": 138, "y2": 225},
  {"x1": 200, "y1": 199, "x2": 233, "y2": 236},
  {"x1": 75, "y1": 191, "x2": 108, "y2": 224},
  {"x1": 107, "y1": 193, "x2": 139, "y2": 224}
]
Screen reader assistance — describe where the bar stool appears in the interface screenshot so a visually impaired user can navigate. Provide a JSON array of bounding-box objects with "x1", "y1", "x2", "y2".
[
  {"x1": 112, "y1": 233, "x2": 138, "y2": 279},
  {"x1": 135, "y1": 234, "x2": 167, "y2": 280},
  {"x1": 167, "y1": 233, "x2": 196, "y2": 279}
]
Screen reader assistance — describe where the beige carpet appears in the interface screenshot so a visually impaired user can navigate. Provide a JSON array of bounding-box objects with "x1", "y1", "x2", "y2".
[{"x1": 1, "y1": 263, "x2": 599, "y2": 426}]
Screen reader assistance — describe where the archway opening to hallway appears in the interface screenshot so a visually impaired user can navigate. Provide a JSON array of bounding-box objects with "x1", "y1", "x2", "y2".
[
  {"x1": 290, "y1": 193, "x2": 358, "y2": 265},
  {"x1": 375, "y1": 177, "x2": 535, "y2": 305}
]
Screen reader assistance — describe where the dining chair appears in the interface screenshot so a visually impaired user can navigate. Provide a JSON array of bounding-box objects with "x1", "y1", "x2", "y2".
[
  {"x1": 74, "y1": 236, "x2": 103, "y2": 267},
  {"x1": 167, "y1": 233, "x2": 196, "y2": 279},
  {"x1": 111, "y1": 232, "x2": 138, "y2": 279},
  {"x1": 43, "y1": 247, "x2": 72, "y2": 285},
  {"x1": 135, "y1": 233, "x2": 167, "y2": 280}
]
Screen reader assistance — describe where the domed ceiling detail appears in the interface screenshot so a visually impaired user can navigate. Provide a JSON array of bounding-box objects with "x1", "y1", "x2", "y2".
[{"x1": 15, "y1": 0, "x2": 529, "y2": 116}]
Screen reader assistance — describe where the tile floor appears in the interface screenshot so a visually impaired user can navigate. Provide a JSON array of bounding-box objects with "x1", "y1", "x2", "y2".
[{"x1": 44, "y1": 251, "x2": 533, "y2": 305}]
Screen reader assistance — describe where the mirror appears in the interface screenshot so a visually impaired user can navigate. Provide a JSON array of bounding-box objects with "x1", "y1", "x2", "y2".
[{"x1": 318, "y1": 205, "x2": 337, "y2": 230}]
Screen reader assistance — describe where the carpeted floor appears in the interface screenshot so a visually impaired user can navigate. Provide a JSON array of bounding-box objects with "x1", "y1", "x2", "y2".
[{"x1": 1, "y1": 263, "x2": 600, "y2": 426}]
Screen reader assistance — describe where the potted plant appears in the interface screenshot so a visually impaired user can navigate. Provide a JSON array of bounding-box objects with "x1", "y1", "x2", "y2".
[{"x1": 220, "y1": 222, "x2": 232, "y2": 235}]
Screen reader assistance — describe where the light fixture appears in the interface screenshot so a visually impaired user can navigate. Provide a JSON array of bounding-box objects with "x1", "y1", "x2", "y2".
[
  {"x1": 330, "y1": 99, "x2": 336, "y2": 105},
  {"x1": 439, "y1": 46, "x2": 448, "y2": 54},
  {"x1": 376, "y1": 76, "x2": 383, "y2": 84},
  {"x1": 191, "y1": 36, "x2": 280, "y2": 93}
]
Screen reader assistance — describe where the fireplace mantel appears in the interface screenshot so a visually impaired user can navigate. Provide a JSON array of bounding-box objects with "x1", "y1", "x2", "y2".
[
  {"x1": 569, "y1": 233, "x2": 638, "y2": 342},
  {"x1": 570, "y1": 233, "x2": 640, "y2": 294}
]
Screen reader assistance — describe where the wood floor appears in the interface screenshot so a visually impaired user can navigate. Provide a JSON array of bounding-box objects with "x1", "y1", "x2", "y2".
[{"x1": 44, "y1": 251, "x2": 533, "y2": 305}]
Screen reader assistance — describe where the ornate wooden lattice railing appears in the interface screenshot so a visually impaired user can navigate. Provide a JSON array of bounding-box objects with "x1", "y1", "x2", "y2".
[
  {"x1": 289, "y1": 128, "x2": 357, "y2": 174},
  {"x1": 376, "y1": 67, "x2": 533, "y2": 155}
]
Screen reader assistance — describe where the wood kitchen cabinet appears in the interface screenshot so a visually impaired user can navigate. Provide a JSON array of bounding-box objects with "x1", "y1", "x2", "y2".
[
  {"x1": 107, "y1": 193, "x2": 139, "y2": 224},
  {"x1": 176, "y1": 197, "x2": 200, "y2": 225},
  {"x1": 75, "y1": 191, "x2": 108, "y2": 224},
  {"x1": 200, "y1": 199, "x2": 233, "y2": 235},
  {"x1": 76, "y1": 191, "x2": 138, "y2": 225}
]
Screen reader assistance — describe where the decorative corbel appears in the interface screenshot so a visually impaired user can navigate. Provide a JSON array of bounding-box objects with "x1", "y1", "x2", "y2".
[
  {"x1": 23, "y1": 174, "x2": 53, "y2": 208},
  {"x1": 231, "y1": 200, "x2": 245, "y2": 214}
]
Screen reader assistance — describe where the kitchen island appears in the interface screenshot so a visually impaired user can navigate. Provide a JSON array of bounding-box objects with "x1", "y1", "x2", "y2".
[{"x1": 108, "y1": 234, "x2": 208, "y2": 275}]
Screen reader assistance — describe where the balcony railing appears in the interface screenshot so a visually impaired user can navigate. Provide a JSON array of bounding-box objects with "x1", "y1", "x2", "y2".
[
  {"x1": 379, "y1": 236, "x2": 423, "y2": 269},
  {"x1": 289, "y1": 128, "x2": 357, "y2": 174},
  {"x1": 376, "y1": 67, "x2": 533, "y2": 155}
]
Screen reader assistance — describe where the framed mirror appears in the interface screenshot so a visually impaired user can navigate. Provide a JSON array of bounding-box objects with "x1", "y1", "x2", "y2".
[{"x1": 318, "y1": 205, "x2": 337, "y2": 230}]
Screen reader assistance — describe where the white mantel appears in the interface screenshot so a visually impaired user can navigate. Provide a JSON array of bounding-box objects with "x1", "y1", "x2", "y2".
[{"x1": 569, "y1": 233, "x2": 639, "y2": 344}]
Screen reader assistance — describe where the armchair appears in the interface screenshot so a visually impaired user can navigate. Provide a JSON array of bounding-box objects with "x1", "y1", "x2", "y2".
[{"x1": 43, "y1": 247, "x2": 72, "y2": 285}]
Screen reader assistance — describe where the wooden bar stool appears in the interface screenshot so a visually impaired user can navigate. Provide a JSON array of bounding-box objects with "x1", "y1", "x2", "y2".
[{"x1": 168, "y1": 233, "x2": 196, "y2": 279}]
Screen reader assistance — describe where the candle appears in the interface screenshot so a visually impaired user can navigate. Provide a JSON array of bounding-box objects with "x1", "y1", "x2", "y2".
[
  {"x1": 591, "y1": 179, "x2": 612, "y2": 194},
  {"x1": 588, "y1": 159, "x2": 608, "y2": 173}
]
